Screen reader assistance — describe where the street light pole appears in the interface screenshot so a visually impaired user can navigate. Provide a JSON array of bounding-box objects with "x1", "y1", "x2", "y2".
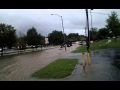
[
  {"x1": 61, "y1": 16, "x2": 66, "y2": 50},
  {"x1": 51, "y1": 14, "x2": 66, "y2": 51},
  {"x1": 90, "y1": 9, "x2": 94, "y2": 41}
]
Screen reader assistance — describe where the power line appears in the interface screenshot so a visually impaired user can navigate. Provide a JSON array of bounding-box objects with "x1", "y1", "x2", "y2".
[
  {"x1": 90, "y1": 12, "x2": 109, "y2": 15},
  {"x1": 90, "y1": 11, "x2": 120, "y2": 16}
]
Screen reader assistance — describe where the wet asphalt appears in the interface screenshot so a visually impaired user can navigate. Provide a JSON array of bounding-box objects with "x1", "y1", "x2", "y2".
[
  {"x1": 0, "y1": 44, "x2": 120, "y2": 81},
  {"x1": 62, "y1": 48, "x2": 120, "y2": 81},
  {"x1": 30, "y1": 48, "x2": 120, "y2": 81}
]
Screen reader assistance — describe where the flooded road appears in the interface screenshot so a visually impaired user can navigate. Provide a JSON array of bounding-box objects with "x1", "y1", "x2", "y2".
[
  {"x1": 28, "y1": 48, "x2": 120, "y2": 81},
  {"x1": 0, "y1": 43, "x2": 120, "y2": 81},
  {"x1": 0, "y1": 44, "x2": 79, "y2": 81}
]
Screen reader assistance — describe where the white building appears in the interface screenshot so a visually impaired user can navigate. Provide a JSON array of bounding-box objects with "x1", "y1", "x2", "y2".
[{"x1": 45, "y1": 37, "x2": 49, "y2": 44}]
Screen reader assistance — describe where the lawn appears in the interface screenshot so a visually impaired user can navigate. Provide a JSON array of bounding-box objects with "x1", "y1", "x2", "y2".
[
  {"x1": 32, "y1": 58, "x2": 78, "y2": 79},
  {"x1": 72, "y1": 38, "x2": 120, "y2": 53}
]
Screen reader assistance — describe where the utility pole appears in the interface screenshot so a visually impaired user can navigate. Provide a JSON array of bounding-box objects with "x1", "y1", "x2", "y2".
[
  {"x1": 86, "y1": 9, "x2": 90, "y2": 52},
  {"x1": 85, "y1": 27, "x2": 87, "y2": 42}
]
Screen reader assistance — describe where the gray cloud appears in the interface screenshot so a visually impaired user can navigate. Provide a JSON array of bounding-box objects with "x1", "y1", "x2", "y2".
[{"x1": 0, "y1": 9, "x2": 120, "y2": 36}]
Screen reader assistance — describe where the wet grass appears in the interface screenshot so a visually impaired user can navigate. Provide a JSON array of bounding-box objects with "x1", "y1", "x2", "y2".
[
  {"x1": 72, "y1": 38, "x2": 120, "y2": 53},
  {"x1": 32, "y1": 58, "x2": 78, "y2": 79}
]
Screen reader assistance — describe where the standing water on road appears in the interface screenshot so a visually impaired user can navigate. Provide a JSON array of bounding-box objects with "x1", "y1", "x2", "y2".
[
  {"x1": 0, "y1": 43, "x2": 120, "y2": 81},
  {"x1": 63, "y1": 48, "x2": 120, "y2": 81}
]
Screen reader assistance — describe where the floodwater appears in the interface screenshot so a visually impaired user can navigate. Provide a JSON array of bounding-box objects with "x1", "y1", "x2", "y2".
[
  {"x1": 62, "y1": 48, "x2": 120, "y2": 81},
  {"x1": 0, "y1": 44, "x2": 78, "y2": 81},
  {"x1": 28, "y1": 48, "x2": 120, "y2": 81},
  {"x1": 0, "y1": 44, "x2": 120, "y2": 81}
]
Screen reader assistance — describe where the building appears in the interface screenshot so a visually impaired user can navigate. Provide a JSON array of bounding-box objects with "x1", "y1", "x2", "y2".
[{"x1": 45, "y1": 37, "x2": 49, "y2": 44}]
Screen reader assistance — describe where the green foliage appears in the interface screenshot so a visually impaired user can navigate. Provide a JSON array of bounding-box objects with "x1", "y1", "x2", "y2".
[
  {"x1": 67, "y1": 33, "x2": 80, "y2": 42},
  {"x1": 79, "y1": 35, "x2": 86, "y2": 41},
  {"x1": 26, "y1": 27, "x2": 39, "y2": 46},
  {"x1": 26, "y1": 27, "x2": 44, "y2": 46},
  {"x1": 17, "y1": 33, "x2": 27, "y2": 50},
  {"x1": 72, "y1": 38, "x2": 120, "y2": 53},
  {"x1": 48, "y1": 30, "x2": 64, "y2": 45},
  {"x1": 97, "y1": 28, "x2": 109, "y2": 40},
  {"x1": 0, "y1": 23, "x2": 16, "y2": 48},
  {"x1": 0, "y1": 23, "x2": 16, "y2": 56},
  {"x1": 106, "y1": 11, "x2": 120, "y2": 38},
  {"x1": 39, "y1": 34, "x2": 45, "y2": 45},
  {"x1": 90, "y1": 27, "x2": 98, "y2": 41},
  {"x1": 88, "y1": 11, "x2": 120, "y2": 41},
  {"x1": 32, "y1": 58, "x2": 78, "y2": 79}
]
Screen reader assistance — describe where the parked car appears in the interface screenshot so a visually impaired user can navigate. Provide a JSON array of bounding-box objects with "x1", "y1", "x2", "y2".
[
  {"x1": 67, "y1": 44, "x2": 70, "y2": 47},
  {"x1": 79, "y1": 41, "x2": 83, "y2": 45},
  {"x1": 66, "y1": 41, "x2": 72, "y2": 47},
  {"x1": 69, "y1": 42, "x2": 72, "y2": 46},
  {"x1": 60, "y1": 44, "x2": 65, "y2": 48}
]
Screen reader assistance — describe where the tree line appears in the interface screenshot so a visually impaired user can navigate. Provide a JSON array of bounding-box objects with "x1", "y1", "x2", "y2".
[
  {"x1": 0, "y1": 11, "x2": 120, "y2": 56},
  {"x1": 89, "y1": 11, "x2": 120, "y2": 41},
  {"x1": 0, "y1": 23, "x2": 82, "y2": 56},
  {"x1": 0, "y1": 26, "x2": 45, "y2": 56}
]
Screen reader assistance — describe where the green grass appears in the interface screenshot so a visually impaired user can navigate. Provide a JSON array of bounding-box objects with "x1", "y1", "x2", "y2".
[
  {"x1": 32, "y1": 58, "x2": 78, "y2": 79},
  {"x1": 72, "y1": 38, "x2": 120, "y2": 53}
]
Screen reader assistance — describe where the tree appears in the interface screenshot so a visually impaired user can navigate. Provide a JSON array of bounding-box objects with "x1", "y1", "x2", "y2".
[
  {"x1": 26, "y1": 27, "x2": 39, "y2": 50},
  {"x1": 39, "y1": 35, "x2": 45, "y2": 50},
  {"x1": 106, "y1": 11, "x2": 120, "y2": 42},
  {"x1": 0, "y1": 23, "x2": 16, "y2": 56},
  {"x1": 38, "y1": 34, "x2": 45, "y2": 50},
  {"x1": 67, "y1": 33, "x2": 80, "y2": 42},
  {"x1": 90, "y1": 27, "x2": 98, "y2": 41},
  {"x1": 79, "y1": 35, "x2": 86, "y2": 41},
  {"x1": 48, "y1": 30, "x2": 64, "y2": 45},
  {"x1": 17, "y1": 32, "x2": 27, "y2": 51},
  {"x1": 97, "y1": 28, "x2": 109, "y2": 40}
]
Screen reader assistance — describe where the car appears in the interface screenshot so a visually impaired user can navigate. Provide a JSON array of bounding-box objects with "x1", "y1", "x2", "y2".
[
  {"x1": 60, "y1": 44, "x2": 65, "y2": 48},
  {"x1": 69, "y1": 42, "x2": 72, "y2": 46},
  {"x1": 79, "y1": 41, "x2": 83, "y2": 45},
  {"x1": 67, "y1": 44, "x2": 70, "y2": 47}
]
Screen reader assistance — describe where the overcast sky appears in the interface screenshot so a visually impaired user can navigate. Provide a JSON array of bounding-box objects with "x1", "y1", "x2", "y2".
[{"x1": 0, "y1": 9, "x2": 120, "y2": 36}]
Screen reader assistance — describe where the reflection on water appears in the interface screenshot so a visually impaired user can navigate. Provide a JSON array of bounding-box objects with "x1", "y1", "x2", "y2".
[
  {"x1": 112, "y1": 48, "x2": 120, "y2": 70},
  {"x1": 68, "y1": 48, "x2": 120, "y2": 81},
  {"x1": 90, "y1": 48, "x2": 120, "y2": 80}
]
